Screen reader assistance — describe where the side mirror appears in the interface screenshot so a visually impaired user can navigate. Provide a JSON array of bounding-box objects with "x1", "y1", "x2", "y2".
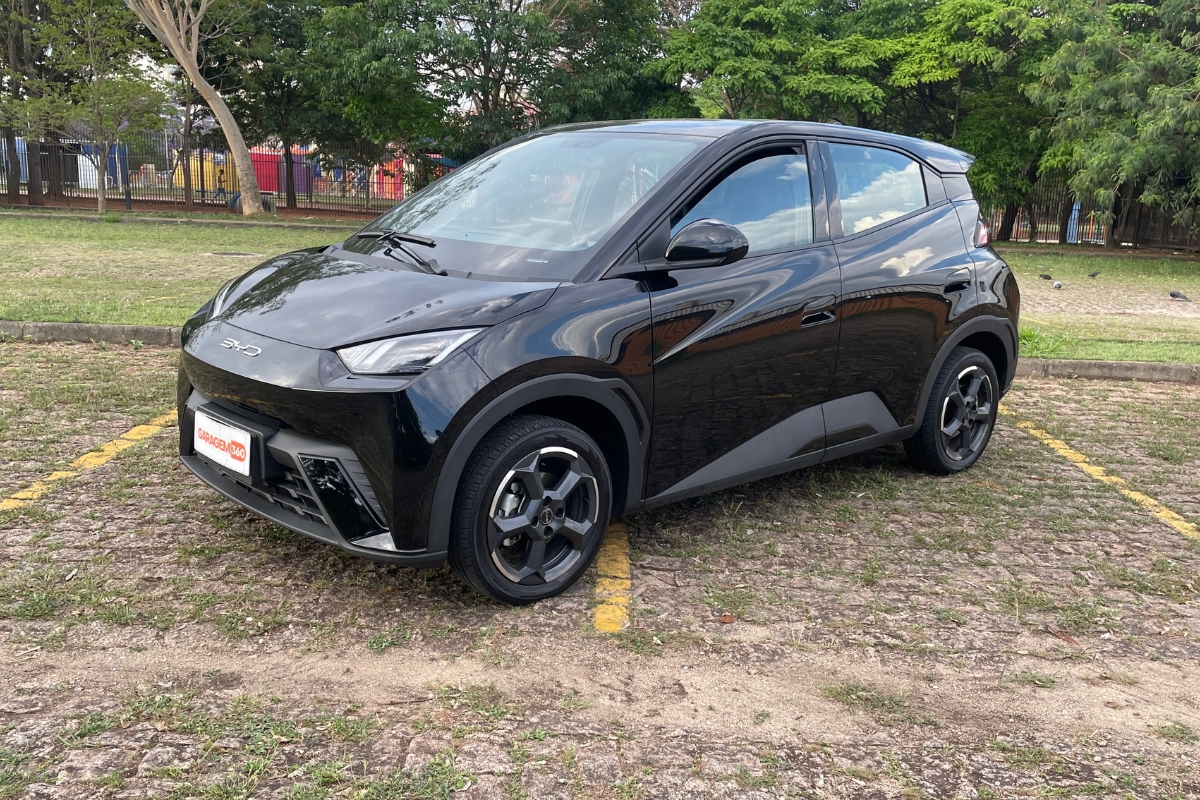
[{"x1": 665, "y1": 219, "x2": 749, "y2": 267}]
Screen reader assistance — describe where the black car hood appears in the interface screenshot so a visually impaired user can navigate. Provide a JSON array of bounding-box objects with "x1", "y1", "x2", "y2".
[{"x1": 214, "y1": 249, "x2": 561, "y2": 350}]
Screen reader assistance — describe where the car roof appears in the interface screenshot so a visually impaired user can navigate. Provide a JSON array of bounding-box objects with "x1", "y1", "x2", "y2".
[{"x1": 539, "y1": 119, "x2": 975, "y2": 174}]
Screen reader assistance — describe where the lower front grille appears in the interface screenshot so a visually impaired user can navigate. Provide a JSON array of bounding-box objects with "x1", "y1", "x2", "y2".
[{"x1": 247, "y1": 468, "x2": 329, "y2": 528}]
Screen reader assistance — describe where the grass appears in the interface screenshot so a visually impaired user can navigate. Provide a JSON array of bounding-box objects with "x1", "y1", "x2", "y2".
[
  {"x1": 1020, "y1": 316, "x2": 1200, "y2": 364},
  {"x1": 820, "y1": 683, "x2": 932, "y2": 727},
  {"x1": 1152, "y1": 721, "x2": 1198, "y2": 744},
  {"x1": 998, "y1": 248, "x2": 1200, "y2": 364},
  {"x1": 0, "y1": 217, "x2": 338, "y2": 326}
]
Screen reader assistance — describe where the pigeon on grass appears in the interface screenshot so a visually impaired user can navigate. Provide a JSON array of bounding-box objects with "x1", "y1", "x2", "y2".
[
  {"x1": 1088, "y1": 271, "x2": 1100, "y2": 278},
  {"x1": 1170, "y1": 290, "x2": 1192, "y2": 302}
]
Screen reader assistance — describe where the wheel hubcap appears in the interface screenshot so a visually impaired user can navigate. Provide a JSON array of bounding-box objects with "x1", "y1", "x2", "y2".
[
  {"x1": 939, "y1": 365, "x2": 994, "y2": 462},
  {"x1": 488, "y1": 446, "x2": 599, "y2": 585}
]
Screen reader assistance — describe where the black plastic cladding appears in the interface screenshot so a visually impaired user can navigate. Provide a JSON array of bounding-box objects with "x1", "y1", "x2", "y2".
[{"x1": 177, "y1": 120, "x2": 1017, "y2": 568}]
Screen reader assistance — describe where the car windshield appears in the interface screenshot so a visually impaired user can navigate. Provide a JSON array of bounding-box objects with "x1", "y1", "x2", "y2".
[{"x1": 352, "y1": 131, "x2": 702, "y2": 280}]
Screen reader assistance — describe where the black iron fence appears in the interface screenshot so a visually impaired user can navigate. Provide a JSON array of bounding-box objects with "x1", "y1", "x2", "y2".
[
  {"x1": 3, "y1": 131, "x2": 1199, "y2": 247},
  {"x1": 978, "y1": 174, "x2": 1200, "y2": 250},
  {"x1": 0, "y1": 133, "x2": 454, "y2": 217}
]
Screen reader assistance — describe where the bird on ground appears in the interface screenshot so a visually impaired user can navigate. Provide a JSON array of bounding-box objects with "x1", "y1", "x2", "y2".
[
  {"x1": 1170, "y1": 290, "x2": 1192, "y2": 302},
  {"x1": 1053, "y1": 281, "x2": 1063, "y2": 290},
  {"x1": 1038, "y1": 273, "x2": 1053, "y2": 280},
  {"x1": 1088, "y1": 271, "x2": 1100, "y2": 278}
]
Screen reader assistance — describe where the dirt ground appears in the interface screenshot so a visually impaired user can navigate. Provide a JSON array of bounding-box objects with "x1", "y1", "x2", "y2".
[{"x1": 1, "y1": 342, "x2": 1198, "y2": 799}]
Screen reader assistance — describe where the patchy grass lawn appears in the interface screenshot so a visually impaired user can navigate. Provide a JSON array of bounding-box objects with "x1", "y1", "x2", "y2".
[
  {"x1": 0, "y1": 341, "x2": 178, "y2": 498},
  {"x1": 0, "y1": 217, "x2": 347, "y2": 326},
  {"x1": 998, "y1": 247, "x2": 1200, "y2": 363},
  {"x1": 0, "y1": 348, "x2": 1198, "y2": 796}
]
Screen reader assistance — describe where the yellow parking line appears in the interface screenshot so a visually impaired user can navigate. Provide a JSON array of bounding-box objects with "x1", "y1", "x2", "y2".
[
  {"x1": 1000, "y1": 404, "x2": 1198, "y2": 540},
  {"x1": 0, "y1": 410, "x2": 177, "y2": 511},
  {"x1": 593, "y1": 520, "x2": 632, "y2": 632}
]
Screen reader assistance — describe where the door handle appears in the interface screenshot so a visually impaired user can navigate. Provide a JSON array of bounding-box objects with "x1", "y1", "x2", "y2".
[
  {"x1": 943, "y1": 269, "x2": 972, "y2": 294},
  {"x1": 800, "y1": 294, "x2": 836, "y2": 327}
]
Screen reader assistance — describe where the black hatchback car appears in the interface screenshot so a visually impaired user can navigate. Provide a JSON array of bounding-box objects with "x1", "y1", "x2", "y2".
[{"x1": 178, "y1": 120, "x2": 1019, "y2": 604}]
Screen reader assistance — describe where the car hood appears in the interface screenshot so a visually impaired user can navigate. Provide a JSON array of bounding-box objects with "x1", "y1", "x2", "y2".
[{"x1": 213, "y1": 249, "x2": 561, "y2": 350}]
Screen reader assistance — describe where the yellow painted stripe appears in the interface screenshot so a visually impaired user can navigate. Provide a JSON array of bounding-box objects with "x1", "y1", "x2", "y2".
[
  {"x1": 1000, "y1": 404, "x2": 1198, "y2": 540},
  {"x1": 0, "y1": 410, "x2": 177, "y2": 511},
  {"x1": 593, "y1": 520, "x2": 632, "y2": 633}
]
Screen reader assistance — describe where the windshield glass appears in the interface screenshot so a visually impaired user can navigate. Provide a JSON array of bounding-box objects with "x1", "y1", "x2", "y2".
[{"x1": 353, "y1": 131, "x2": 702, "y2": 280}]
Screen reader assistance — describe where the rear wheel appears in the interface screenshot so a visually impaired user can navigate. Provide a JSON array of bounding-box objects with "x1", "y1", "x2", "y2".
[
  {"x1": 449, "y1": 415, "x2": 612, "y2": 604},
  {"x1": 904, "y1": 346, "x2": 999, "y2": 474}
]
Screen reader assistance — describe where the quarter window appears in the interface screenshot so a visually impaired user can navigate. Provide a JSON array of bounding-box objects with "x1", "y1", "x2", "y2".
[
  {"x1": 672, "y1": 149, "x2": 814, "y2": 254},
  {"x1": 827, "y1": 144, "x2": 926, "y2": 235}
]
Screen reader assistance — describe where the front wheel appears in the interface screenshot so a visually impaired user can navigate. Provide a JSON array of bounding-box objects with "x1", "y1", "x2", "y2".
[
  {"x1": 449, "y1": 415, "x2": 612, "y2": 604},
  {"x1": 904, "y1": 346, "x2": 999, "y2": 474}
]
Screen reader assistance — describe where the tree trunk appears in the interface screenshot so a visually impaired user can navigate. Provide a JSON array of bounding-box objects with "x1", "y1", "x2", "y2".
[
  {"x1": 46, "y1": 134, "x2": 63, "y2": 198},
  {"x1": 284, "y1": 141, "x2": 295, "y2": 210},
  {"x1": 95, "y1": 152, "x2": 108, "y2": 213},
  {"x1": 996, "y1": 202, "x2": 1019, "y2": 242},
  {"x1": 20, "y1": 0, "x2": 42, "y2": 205},
  {"x1": 182, "y1": 97, "x2": 193, "y2": 212},
  {"x1": 25, "y1": 139, "x2": 43, "y2": 205},
  {"x1": 1105, "y1": 188, "x2": 1124, "y2": 250},
  {"x1": 187, "y1": 69, "x2": 263, "y2": 214},
  {"x1": 3, "y1": 127, "x2": 19, "y2": 204},
  {"x1": 1056, "y1": 199, "x2": 1073, "y2": 244}
]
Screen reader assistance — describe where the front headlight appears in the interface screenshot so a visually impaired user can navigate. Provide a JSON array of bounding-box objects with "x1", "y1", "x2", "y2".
[{"x1": 336, "y1": 329, "x2": 484, "y2": 375}]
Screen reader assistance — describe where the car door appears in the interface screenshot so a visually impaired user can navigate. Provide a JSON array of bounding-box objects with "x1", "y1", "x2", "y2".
[
  {"x1": 642, "y1": 142, "x2": 842, "y2": 502},
  {"x1": 821, "y1": 140, "x2": 978, "y2": 447}
]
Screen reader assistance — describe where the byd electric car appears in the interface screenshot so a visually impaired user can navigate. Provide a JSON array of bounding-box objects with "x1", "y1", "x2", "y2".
[{"x1": 178, "y1": 120, "x2": 1019, "y2": 604}]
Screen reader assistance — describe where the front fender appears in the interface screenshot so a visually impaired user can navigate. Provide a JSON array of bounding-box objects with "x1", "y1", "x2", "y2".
[{"x1": 425, "y1": 373, "x2": 649, "y2": 555}]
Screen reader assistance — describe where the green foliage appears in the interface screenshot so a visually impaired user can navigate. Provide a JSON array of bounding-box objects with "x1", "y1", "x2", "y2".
[{"x1": 1032, "y1": 0, "x2": 1200, "y2": 227}]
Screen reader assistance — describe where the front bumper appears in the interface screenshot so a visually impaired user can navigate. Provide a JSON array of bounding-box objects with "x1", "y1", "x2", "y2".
[
  {"x1": 178, "y1": 318, "x2": 494, "y2": 566},
  {"x1": 180, "y1": 390, "x2": 443, "y2": 566}
]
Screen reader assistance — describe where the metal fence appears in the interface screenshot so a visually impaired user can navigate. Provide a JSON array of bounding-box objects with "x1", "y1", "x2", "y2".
[
  {"x1": 0, "y1": 133, "x2": 454, "y2": 218},
  {"x1": 979, "y1": 174, "x2": 1200, "y2": 250},
  {"x1": 4, "y1": 131, "x2": 1199, "y2": 247}
]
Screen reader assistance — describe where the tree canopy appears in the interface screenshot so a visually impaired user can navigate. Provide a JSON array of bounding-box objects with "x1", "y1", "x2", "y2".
[{"x1": 0, "y1": 0, "x2": 1196, "y2": 230}]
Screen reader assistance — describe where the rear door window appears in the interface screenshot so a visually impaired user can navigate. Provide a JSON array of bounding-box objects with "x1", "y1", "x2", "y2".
[{"x1": 827, "y1": 144, "x2": 926, "y2": 236}]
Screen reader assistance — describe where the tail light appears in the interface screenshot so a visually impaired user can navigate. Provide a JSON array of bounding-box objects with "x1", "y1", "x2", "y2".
[{"x1": 974, "y1": 220, "x2": 991, "y2": 248}]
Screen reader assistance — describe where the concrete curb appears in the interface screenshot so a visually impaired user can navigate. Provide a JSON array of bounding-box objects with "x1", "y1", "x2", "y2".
[
  {"x1": 1015, "y1": 358, "x2": 1199, "y2": 384},
  {"x1": 0, "y1": 209, "x2": 361, "y2": 232},
  {"x1": 0, "y1": 320, "x2": 181, "y2": 348}
]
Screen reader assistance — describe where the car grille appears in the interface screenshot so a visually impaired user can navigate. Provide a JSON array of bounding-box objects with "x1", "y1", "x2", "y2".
[{"x1": 245, "y1": 468, "x2": 330, "y2": 530}]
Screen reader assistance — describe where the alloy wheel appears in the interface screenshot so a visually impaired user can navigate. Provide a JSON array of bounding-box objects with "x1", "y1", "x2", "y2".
[
  {"x1": 939, "y1": 365, "x2": 994, "y2": 462},
  {"x1": 488, "y1": 446, "x2": 599, "y2": 584}
]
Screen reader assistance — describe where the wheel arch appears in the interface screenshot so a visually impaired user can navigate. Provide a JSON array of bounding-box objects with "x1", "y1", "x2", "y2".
[
  {"x1": 426, "y1": 374, "x2": 648, "y2": 555},
  {"x1": 914, "y1": 316, "x2": 1016, "y2": 430}
]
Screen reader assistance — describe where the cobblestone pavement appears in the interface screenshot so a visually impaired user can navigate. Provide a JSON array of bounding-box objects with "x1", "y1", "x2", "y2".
[{"x1": 1, "y1": 343, "x2": 1198, "y2": 798}]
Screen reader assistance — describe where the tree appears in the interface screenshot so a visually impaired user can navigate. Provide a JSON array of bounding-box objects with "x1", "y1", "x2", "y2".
[
  {"x1": 122, "y1": 0, "x2": 265, "y2": 214},
  {"x1": 535, "y1": 0, "x2": 698, "y2": 123},
  {"x1": 37, "y1": 0, "x2": 166, "y2": 212},
  {"x1": 1031, "y1": 0, "x2": 1200, "y2": 246},
  {"x1": 313, "y1": 0, "x2": 557, "y2": 161},
  {"x1": 655, "y1": 0, "x2": 911, "y2": 121}
]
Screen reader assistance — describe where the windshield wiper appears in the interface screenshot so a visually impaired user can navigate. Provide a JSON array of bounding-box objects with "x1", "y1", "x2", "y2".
[{"x1": 355, "y1": 229, "x2": 446, "y2": 275}]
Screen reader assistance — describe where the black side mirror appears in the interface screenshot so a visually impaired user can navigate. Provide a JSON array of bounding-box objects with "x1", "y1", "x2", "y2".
[{"x1": 665, "y1": 219, "x2": 749, "y2": 267}]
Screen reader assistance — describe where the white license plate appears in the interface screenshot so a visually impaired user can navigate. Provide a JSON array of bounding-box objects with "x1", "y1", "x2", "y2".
[{"x1": 194, "y1": 410, "x2": 252, "y2": 476}]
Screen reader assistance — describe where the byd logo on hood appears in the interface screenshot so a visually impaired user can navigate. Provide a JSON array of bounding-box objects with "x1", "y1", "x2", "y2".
[
  {"x1": 197, "y1": 426, "x2": 248, "y2": 463},
  {"x1": 220, "y1": 338, "x2": 262, "y2": 357}
]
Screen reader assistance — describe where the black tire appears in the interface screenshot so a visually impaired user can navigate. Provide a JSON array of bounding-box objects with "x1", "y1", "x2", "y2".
[
  {"x1": 449, "y1": 415, "x2": 612, "y2": 604},
  {"x1": 904, "y1": 346, "x2": 999, "y2": 474},
  {"x1": 230, "y1": 193, "x2": 276, "y2": 214}
]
